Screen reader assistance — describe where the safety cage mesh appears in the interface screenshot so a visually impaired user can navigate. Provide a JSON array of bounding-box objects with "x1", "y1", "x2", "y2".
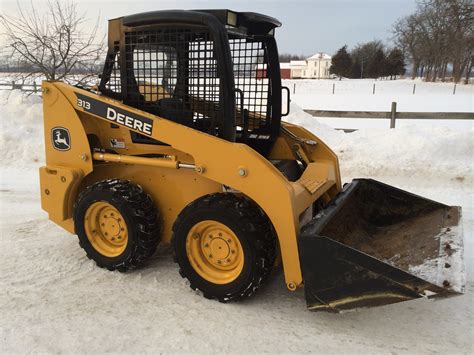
[
  {"x1": 122, "y1": 28, "x2": 271, "y2": 140},
  {"x1": 230, "y1": 38, "x2": 270, "y2": 136}
]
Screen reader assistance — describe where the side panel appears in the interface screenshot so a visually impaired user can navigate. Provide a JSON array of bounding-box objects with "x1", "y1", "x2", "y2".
[
  {"x1": 42, "y1": 83, "x2": 93, "y2": 173},
  {"x1": 40, "y1": 82, "x2": 93, "y2": 231},
  {"x1": 80, "y1": 164, "x2": 223, "y2": 243},
  {"x1": 39, "y1": 166, "x2": 83, "y2": 233}
]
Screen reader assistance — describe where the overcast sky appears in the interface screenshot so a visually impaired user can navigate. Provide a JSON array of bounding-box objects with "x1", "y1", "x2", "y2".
[{"x1": 1, "y1": 0, "x2": 418, "y2": 56}]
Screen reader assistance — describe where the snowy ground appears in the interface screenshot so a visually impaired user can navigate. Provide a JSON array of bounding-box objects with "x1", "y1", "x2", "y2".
[
  {"x1": 284, "y1": 79, "x2": 474, "y2": 131},
  {"x1": 1, "y1": 86, "x2": 473, "y2": 353}
]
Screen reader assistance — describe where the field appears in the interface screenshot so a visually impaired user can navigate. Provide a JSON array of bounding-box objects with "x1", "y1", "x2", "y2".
[
  {"x1": 284, "y1": 78, "x2": 473, "y2": 130},
  {"x1": 0, "y1": 80, "x2": 473, "y2": 353}
]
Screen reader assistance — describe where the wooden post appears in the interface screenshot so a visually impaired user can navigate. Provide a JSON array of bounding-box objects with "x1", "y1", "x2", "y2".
[
  {"x1": 390, "y1": 102, "x2": 397, "y2": 128},
  {"x1": 413, "y1": 83, "x2": 416, "y2": 94},
  {"x1": 12, "y1": 81, "x2": 22, "y2": 90},
  {"x1": 33, "y1": 82, "x2": 37, "y2": 93},
  {"x1": 293, "y1": 83, "x2": 296, "y2": 94},
  {"x1": 332, "y1": 83, "x2": 335, "y2": 94},
  {"x1": 373, "y1": 83, "x2": 376, "y2": 94},
  {"x1": 453, "y1": 84, "x2": 457, "y2": 95}
]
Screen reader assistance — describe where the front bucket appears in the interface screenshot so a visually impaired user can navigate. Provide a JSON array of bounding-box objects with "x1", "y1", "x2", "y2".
[{"x1": 299, "y1": 179, "x2": 465, "y2": 313}]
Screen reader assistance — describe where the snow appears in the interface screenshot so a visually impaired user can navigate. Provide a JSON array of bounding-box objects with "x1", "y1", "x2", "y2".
[
  {"x1": 0, "y1": 91, "x2": 44, "y2": 166},
  {"x1": 408, "y1": 225, "x2": 465, "y2": 294},
  {"x1": 1, "y1": 83, "x2": 473, "y2": 353},
  {"x1": 285, "y1": 78, "x2": 474, "y2": 131},
  {"x1": 284, "y1": 103, "x2": 473, "y2": 180},
  {"x1": 307, "y1": 53, "x2": 332, "y2": 60},
  {"x1": 290, "y1": 60, "x2": 306, "y2": 67}
]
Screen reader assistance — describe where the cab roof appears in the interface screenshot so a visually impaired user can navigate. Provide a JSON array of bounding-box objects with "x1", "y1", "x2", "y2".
[{"x1": 121, "y1": 9, "x2": 281, "y2": 35}]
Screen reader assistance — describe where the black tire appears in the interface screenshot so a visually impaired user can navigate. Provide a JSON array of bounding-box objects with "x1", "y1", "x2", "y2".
[
  {"x1": 73, "y1": 179, "x2": 160, "y2": 271},
  {"x1": 172, "y1": 193, "x2": 277, "y2": 302}
]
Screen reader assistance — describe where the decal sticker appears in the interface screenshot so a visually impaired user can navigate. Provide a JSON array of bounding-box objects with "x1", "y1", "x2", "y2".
[
  {"x1": 110, "y1": 138, "x2": 126, "y2": 149},
  {"x1": 75, "y1": 93, "x2": 154, "y2": 136},
  {"x1": 249, "y1": 134, "x2": 270, "y2": 139},
  {"x1": 51, "y1": 127, "x2": 71, "y2": 151}
]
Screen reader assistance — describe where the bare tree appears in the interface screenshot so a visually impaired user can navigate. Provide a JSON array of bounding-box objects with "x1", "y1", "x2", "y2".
[
  {"x1": 0, "y1": 0, "x2": 104, "y2": 86},
  {"x1": 421, "y1": 0, "x2": 472, "y2": 82},
  {"x1": 394, "y1": 0, "x2": 473, "y2": 83}
]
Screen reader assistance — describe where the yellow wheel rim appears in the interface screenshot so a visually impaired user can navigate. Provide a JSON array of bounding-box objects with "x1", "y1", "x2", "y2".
[
  {"x1": 84, "y1": 201, "x2": 128, "y2": 257},
  {"x1": 186, "y1": 220, "x2": 244, "y2": 285}
]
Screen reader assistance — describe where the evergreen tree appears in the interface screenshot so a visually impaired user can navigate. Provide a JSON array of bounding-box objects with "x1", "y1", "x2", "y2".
[
  {"x1": 330, "y1": 45, "x2": 352, "y2": 79},
  {"x1": 386, "y1": 48, "x2": 406, "y2": 79},
  {"x1": 367, "y1": 48, "x2": 387, "y2": 78},
  {"x1": 351, "y1": 41, "x2": 384, "y2": 78}
]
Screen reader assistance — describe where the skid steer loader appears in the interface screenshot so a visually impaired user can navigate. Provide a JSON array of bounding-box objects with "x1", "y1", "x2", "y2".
[{"x1": 39, "y1": 10, "x2": 465, "y2": 312}]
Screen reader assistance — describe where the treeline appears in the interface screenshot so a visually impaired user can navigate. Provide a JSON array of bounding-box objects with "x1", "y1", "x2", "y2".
[
  {"x1": 278, "y1": 53, "x2": 306, "y2": 63},
  {"x1": 0, "y1": 56, "x2": 103, "y2": 74},
  {"x1": 394, "y1": 0, "x2": 473, "y2": 83},
  {"x1": 330, "y1": 42, "x2": 405, "y2": 79}
]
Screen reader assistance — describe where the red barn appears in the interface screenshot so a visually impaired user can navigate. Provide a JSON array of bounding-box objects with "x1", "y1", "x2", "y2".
[
  {"x1": 280, "y1": 63, "x2": 291, "y2": 79},
  {"x1": 256, "y1": 63, "x2": 291, "y2": 79}
]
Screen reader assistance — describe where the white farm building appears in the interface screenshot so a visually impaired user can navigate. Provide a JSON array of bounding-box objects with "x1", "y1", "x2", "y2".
[{"x1": 283, "y1": 53, "x2": 332, "y2": 79}]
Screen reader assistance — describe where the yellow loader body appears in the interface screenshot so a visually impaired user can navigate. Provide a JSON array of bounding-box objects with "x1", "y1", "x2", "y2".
[{"x1": 40, "y1": 81, "x2": 341, "y2": 290}]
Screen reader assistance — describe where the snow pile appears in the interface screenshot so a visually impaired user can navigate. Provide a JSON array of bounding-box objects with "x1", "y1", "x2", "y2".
[
  {"x1": 0, "y1": 90, "x2": 44, "y2": 166},
  {"x1": 285, "y1": 104, "x2": 474, "y2": 181}
]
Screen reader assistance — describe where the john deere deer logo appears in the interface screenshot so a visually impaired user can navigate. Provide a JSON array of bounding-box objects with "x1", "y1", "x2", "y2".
[{"x1": 51, "y1": 127, "x2": 71, "y2": 151}]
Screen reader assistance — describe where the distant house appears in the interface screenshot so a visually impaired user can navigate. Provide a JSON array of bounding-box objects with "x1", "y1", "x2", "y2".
[
  {"x1": 304, "y1": 53, "x2": 332, "y2": 79},
  {"x1": 288, "y1": 53, "x2": 332, "y2": 79},
  {"x1": 289, "y1": 60, "x2": 307, "y2": 79},
  {"x1": 256, "y1": 53, "x2": 332, "y2": 80}
]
